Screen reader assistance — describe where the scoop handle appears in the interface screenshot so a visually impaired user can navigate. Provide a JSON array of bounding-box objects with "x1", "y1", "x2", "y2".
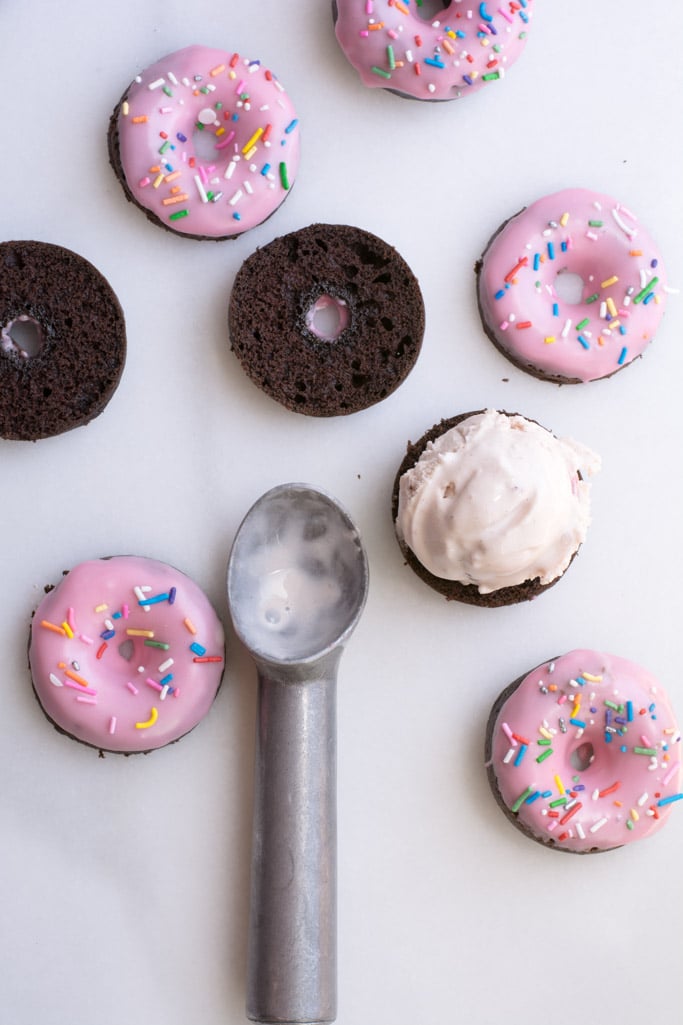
[{"x1": 247, "y1": 663, "x2": 338, "y2": 1024}]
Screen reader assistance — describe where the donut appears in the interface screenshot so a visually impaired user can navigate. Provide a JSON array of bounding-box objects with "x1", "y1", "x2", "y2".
[
  {"x1": 0, "y1": 240, "x2": 126, "y2": 441},
  {"x1": 108, "y1": 45, "x2": 300, "y2": 241},
  {"x1": 485, "y1": 651, "x2": 683, "y2": 853},
  {"x1": 332, "y1": 0, "x2": 533, "y2": 102},
  {"x1": 392, "y1": 410, "x2": 600, "y2": 606},
  {"x1": 29, "y1": 557, "x2": 225, "y2": 754},
  {"x1": 228, "y1": 223, "x2": 425, "y2": 416},
  {"x1": 475, "y1": 188, "x2": 668, "y2": 383}
]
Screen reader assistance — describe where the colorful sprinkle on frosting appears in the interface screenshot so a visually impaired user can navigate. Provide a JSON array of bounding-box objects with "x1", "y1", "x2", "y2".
[
  {"x1": 114, "y1": 45, "x2": 300, "y2": 238},
  {"x1": 30, "y1": 557, "x2": 225, "y2": 753},
  {"x1": 487, "y1": 651, "x2": 682, "y2": 852},
  {"x1": 477, "y1": 188, "x2": 669, "y2": 382},
  {"x1": 334, "y1": 0, "x2": 533, "y2": 101}
]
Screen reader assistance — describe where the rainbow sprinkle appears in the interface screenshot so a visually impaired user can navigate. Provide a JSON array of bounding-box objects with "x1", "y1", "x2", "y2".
[
  {"x1": 482, "y1": 195, "x2": 666, "y2": 379},
  {"x1": 119, "y1": 50, "x2": 299, "y2": 235},
  {"x1": 491, "y1": 655, "x2": 682, "y2": 850}
]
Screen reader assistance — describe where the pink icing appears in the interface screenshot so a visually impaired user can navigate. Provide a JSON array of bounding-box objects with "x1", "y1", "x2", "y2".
[
  {"x1": 333, "y1": 0, "x2": 532, "y2": 101},
  {"x1": 115, "y1": 45, "x2": 300, "y2": 238},
  {"x1": 477, "y1": 188, "x2": 667, "y2": 382},
  {"x1": 488, "y1": 650, "x2": 682, "y2": 852},
  {"x1": 29, "y1": 557, "x2": 225, "y2": 753}
]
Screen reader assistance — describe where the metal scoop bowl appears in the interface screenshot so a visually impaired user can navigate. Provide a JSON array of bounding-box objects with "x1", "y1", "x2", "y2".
[{"x1": 227, "y1": 483, "x2": 369, "y2": 1024}]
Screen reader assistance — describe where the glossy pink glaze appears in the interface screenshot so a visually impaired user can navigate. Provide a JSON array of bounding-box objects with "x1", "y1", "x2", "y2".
[
  {"x1": 115, "y1": 45, "x2": 300, "y2": 238},
  {"x1": 488, "y1": 651, "x2": 682, "y2": 852},
  {"x1": 30, "y1": 557, "x2": 225, "y2": 753},
  {"x1": 477, "y1": 189, "x2": 667, "y2": 382},
  {"x1": 334, "y1": 0, "x2": 532, "y2": 101}
]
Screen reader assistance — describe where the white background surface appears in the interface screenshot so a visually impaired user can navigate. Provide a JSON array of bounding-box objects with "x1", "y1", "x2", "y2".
[{"x1": 1, "y1": 2, "x2": 682, "y2": 1023}]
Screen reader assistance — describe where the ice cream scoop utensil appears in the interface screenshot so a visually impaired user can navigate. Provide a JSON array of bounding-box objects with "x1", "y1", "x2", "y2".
[{"x1": 227, "y1": 483, "x2": 369, "y2": 1024}]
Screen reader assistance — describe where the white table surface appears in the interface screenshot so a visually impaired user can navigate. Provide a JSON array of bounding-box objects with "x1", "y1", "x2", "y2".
[{"x1": 1, "y1": 2, "x2": 682, "y2": 1023}]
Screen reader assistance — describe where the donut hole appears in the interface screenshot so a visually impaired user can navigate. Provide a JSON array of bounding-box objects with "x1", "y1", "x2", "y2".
[
  {"x1": 570, "y1": 740, "x2": 595, "y2": 773},
  {"x1": 2, "y1": 316, "x2": 45, "y2": 358},
  {"x1": 413, "y1": 0, "x2": 448, "y2": 20},
  {"x1": 118, "y1": 639, "x2": 135, "y2": 662},
  {"x1": 192, "y1": 123, "x2": 220, "y2": 164},
  {"x1": 554, "y1": 270, "x2": 585, "y2": 306},
  {"x1": 305, "y1": 294, "x2": 350, "y2": 341}
]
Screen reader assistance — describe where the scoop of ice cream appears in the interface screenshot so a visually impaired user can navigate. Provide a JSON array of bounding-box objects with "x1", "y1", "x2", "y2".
[{"x1": 395, "y1": 410, "x2": 601, "y2": 594}]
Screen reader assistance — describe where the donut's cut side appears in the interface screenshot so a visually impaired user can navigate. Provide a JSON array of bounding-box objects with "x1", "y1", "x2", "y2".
[
  {"x1": 0, "y1": 241, "x2": 126, "y2": 441},
  {"x1": 29, "y1": 557, "x2": 225, "y2": 754},
  {"x1": 228, "y1": 223, "x2": 425, "y2": 416},
  {"x1": 475, "y1": 188, "x2": 667, "y2": 384},
  {"x1": 485, "y1": 652, "x2": 683, "y2": 852}
]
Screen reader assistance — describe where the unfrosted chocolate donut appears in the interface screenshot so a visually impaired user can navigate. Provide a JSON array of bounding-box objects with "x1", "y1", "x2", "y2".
[
  {"x1": 0, "y1": 241, "x2": 126, "y2": 441},
  {"x1": 228, "y1": 223, "x2": 425, "y2": 416}
]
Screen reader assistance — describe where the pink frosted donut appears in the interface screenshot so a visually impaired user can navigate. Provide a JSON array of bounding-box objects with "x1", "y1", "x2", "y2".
[
  {"x1": 333, "y1": 0, "x2": 533, "y2": 101},
  {"x1": 108, "y1": 45, "x2": 300, "y2": 240},
  {"x1": 29, "y1": 557, "x2": 225, "y2": 754},
  {"x1": 486, "y1": 651, "x2": 683, "y2": 853},
  {"x1": 476, "y1": 188, "x2": 668, "y2": 383}
]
